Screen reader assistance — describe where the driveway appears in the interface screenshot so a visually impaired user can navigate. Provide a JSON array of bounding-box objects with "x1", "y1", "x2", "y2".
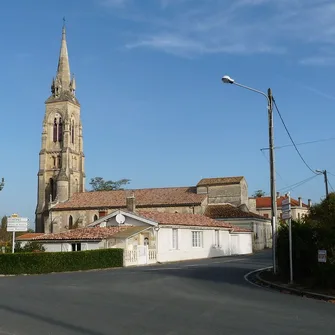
[{"x1": 0, "y1": 251, "x2": 334, "y2": 335}]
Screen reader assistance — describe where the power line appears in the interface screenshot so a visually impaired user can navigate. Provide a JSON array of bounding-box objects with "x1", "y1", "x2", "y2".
[
  {"x1": 260, "y1": 137, "x2": 335, "y2": 151},
  {"x1": 260, "y1": 150, "x2": 288, "y2": 187},
  {"x1": 272, "y1": 98, "x2": 317, "y2": 175},
  {"x1": 327, "y1": 171, "x2": 335, "y2": 178},
  {"x1": 278, "y1": 175, "x2": 318, "y2": 193},
  {"x1": 328, "y1": 180, "x2": 335, "y2": 192}
]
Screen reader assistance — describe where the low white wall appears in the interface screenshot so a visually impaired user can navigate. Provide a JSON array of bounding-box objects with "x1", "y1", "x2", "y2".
[{"x1": 157, "y1": 227, "x2": 232, "y2": 263}]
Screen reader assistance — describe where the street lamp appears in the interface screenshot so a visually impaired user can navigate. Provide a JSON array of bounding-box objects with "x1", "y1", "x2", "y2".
[
  {"x1": 0, "y1": 178, "x2": 4, "y2": 191},
  {"x1": 221, "y1": 75, "x2": 278, "y2": 274},
  {"x1": 316, "y1": 169, "x2": 329, "y2": 198}
]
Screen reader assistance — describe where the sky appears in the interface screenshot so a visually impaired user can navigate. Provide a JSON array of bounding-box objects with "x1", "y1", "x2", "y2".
[{"x1": 1, "y1": 0, "x2": 335, "y2": 228}]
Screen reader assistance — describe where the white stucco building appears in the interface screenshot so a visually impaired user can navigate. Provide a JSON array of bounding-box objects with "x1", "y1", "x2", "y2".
[{"x1": 18, "y1": 210, "x2": 253, "y2": 266}]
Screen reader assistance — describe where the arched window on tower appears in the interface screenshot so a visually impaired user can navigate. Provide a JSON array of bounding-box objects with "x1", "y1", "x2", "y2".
[
  {"x1": 58, "y1": 118, "x2": 63, "y2": 142},
  {"x1": 93, "y1": 214, "x2": 98, "y2": 221},
  {"x1": 69, "y1": 215, "x2": 73, "y2": 230},
  {"x1": 53, "y1": 118, "x2": 58, "y2": 142},
  {"x1": 58, "y1": 156, "x2": 62, "y2": 168},
  {"x1": 71, "y1": 120, "x2": 75, "y2": 144},
  {"x1": 49, "y1": 178, "x2": 56, "y2": 201}
]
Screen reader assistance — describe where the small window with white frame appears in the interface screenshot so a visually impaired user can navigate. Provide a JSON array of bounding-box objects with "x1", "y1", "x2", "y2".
[
  {"x1": 192, "y1": 231, "x2": 203, "y2": 248},
  {"x1": 172, "y1": 228, "x2": 178, "y2": 249},
  {"x1": 215, "y1": 230, "x2": 220, "y2": 247}
]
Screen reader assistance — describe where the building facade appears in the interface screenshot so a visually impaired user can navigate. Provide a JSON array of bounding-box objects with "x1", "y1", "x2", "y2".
[
  {"x1": 250, "y1": 195, "x2": 311, "y2": 221},
  {"x1": 46, "y1": 177, "x2": 251, "y2": 234},
  {"x1": 35, "y1": 26, "x2": 85, "y2": 233}
]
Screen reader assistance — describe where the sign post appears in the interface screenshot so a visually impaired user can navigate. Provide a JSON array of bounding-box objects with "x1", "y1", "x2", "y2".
[
  {"x1": 282, "y1": 194, "x2": 293, "y2": 284},
  {"x1": 7, "y1": 215, "x2": 28, "y2": 253}
]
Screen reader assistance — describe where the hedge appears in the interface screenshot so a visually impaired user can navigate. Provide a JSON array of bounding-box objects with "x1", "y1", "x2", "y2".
[{"x1": 0, "y1": 248, "x2": 124, "y2": 275}]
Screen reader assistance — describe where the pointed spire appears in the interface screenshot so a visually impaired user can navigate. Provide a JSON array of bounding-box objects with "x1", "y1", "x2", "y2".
[{"x1": 55, "y1": 20, "x2": 71, "y2": 94}]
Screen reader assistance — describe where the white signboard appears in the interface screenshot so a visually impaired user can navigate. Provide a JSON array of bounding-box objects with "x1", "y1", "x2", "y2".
[
  {"x1": 318, "y1": 250, "x2": 327, "y2": 263},
  {"x1": 281, "y1": 197, "x2": 291, "y2": 220},
  {"x1": 7, "y1": 217, "x2": 28, "y2": 232}
]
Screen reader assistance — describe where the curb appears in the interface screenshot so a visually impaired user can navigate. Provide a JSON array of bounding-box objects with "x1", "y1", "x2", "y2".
[{"x1": 253, "y1": 268, "x2": 335, "y2": 303}]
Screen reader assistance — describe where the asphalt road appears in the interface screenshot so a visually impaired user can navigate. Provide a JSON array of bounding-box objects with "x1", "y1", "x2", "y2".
[{"x1": 0, "y1": 251, "x2": 334, "y2": 335}]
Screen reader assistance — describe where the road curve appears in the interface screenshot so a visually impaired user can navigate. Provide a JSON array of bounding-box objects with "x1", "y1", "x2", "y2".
[{"x1": 0, "y1": 250, "x2": 334, "y2": 335}]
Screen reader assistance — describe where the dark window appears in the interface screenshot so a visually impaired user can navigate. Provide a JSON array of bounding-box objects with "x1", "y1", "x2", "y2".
[
  {"x1": 49, "y1": 178, "x2": 56, "y2": 201},
  {"x1": 53, "y1": 157, "x2": 56, "y2": 167},
  {"x1": 94, "y1": 214, "x2": 98, "y2": 221},
  {"x1": 58, "y1": 118, "x2": 63, "y2": 142},
  {"x1": 263, "y1": 214, "x2": 269, "y2": 218},
  {"x1": 71, "y1": 243, "x2": 81, "y2": 252},
  {"x1": 69, "y1": 215, "x2": 73, "y2": 229},
  {"x1": 58, "y1": 156, "x2": 62, "y2": 168},
  {"x1": 53, "y1": 118, "x2": 58, "y2": 142}
]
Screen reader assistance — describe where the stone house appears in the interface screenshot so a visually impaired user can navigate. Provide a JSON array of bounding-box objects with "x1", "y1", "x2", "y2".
[{"x1": 46, "y1": 176, "x2": 250, "y2": 234}]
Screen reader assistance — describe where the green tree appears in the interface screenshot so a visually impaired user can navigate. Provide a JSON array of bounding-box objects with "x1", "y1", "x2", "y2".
[
  {"x1": 89, "y1": 177, "x2": 130, "y2": 191},
  {"x1": 0, "y1": 216, "x2": 10, "y2": 243},
  {"x1": 253, "y1": 190, "x2": 266, "y2": 197}
]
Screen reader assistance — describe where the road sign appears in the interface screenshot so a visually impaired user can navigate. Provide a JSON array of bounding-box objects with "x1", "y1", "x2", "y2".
[
  {"x1": 282, "y1": 198, "x2": 290, "y2": 206},
  {"x1": 318, "y1": 250, "x2": 327, "y2": 263},
  {"x1": 282, "y1": 211, "x2": 291, "y2": 220},
  {"x1": 7, "y1": 217, "x2": 28, "y2": 232}
]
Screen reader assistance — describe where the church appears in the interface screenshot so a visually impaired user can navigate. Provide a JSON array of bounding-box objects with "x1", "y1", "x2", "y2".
[
  {"x1": 35, "y1": 25, "x2": 272, "y2": 252},
  {"x1": 35, "y1": 25, "x2": 85, "y2": 233}
]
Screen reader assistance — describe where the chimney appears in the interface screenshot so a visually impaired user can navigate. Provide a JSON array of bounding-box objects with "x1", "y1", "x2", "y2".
[
  {"x1": 298, "y1": 197, "x2": 302, "y2": 207},
  {"x1": 276, "y1": 192, "x2": 280, "y2": 198},
  {"x1": 126, "y1": 193, "x2": 136, "y2": 212},
  {"x1": 308, "y1": 199, "x2": 312, "y2": 207}
]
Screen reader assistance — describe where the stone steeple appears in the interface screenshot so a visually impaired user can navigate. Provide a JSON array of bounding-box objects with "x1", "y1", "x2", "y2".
[
  {"x1": 48, "y1": 24, "x2": 78, "y2": 105},
  {"x1": 35, "y1": 24, "x2": 85, "y2": 233}
]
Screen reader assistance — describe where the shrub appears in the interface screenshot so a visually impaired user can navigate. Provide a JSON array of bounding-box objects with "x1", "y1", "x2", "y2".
[
  {"x1": 0, "y1": 248, "x2": 123, "y2": 275},
  {"x1": 277, "y1": 220, "x2": 335, "y2": 288}
]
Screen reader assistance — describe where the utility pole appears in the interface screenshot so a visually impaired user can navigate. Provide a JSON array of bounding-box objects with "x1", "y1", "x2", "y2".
[
  {"x1": 316, "y1": 170, "x2": 329, "y2": 198},
  {"x1": 0, "y1": 178, "x2": 4, "y2": 191},
  {"x1": 221, "y1": 76, "x2": 278, "y2": 274},
  {"x1": 268, "y1": 88, "x2": 278, "y2": 274},
  {"x1": 324, "y1": 170, "x2": 329, "y2": 198}
]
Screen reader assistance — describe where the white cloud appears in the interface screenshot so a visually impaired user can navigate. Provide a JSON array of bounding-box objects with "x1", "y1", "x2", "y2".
[
  {"x1": 300, "y1": 57, "x2": 335, "y2": 66},
  {"x1": 101, "y1": 0, "x2": 335, "y2": 61}
]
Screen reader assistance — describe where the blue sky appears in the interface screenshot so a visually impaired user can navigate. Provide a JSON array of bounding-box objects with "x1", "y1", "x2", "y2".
[{"x1": 1, "y1": 0, "x2": 335, "y2": 227}]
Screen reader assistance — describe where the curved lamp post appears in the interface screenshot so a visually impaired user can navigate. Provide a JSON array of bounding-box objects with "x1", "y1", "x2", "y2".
[{"x1": 221, "y1": 75, "x2": 278, "y2": 274}]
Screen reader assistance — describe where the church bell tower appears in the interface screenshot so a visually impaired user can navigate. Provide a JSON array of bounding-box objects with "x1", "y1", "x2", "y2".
[{"x1": 35, "y1": 24, "x2": 85, "y2": 233}]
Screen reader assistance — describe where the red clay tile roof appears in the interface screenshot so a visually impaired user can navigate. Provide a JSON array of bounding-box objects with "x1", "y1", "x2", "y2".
[
  {"x1": 53, "y1": 187, "x2": 206, "y2": 210},
  {"x1": 197, "y1": 176, "x2": 244, "y2": 187},
  {"x1": 204, "y1": 204, "x2": 267, "y2": 220},
  {"x1": 256, "y1": 196, "x2": 308, "y2": 208},
  {"x1": 137, "y1": 211, "x2": 233, "y2": 228},
  {"x1": 31, "y1": 226, "x2": 130, "y2": 241},
  {"x1": 16, "y1": 233, "x2": 44, "y2": 241}
]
